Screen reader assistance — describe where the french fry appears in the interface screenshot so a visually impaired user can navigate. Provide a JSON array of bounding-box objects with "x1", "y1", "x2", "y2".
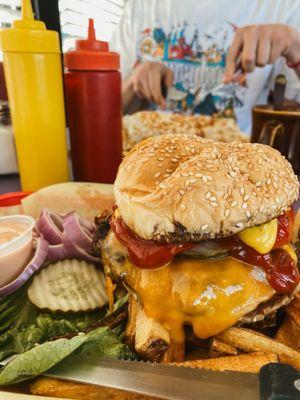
[
  {"x1": 285, "y1": 291, "x2": 300, "y2": 326},
  {"x1": 31, "y1": 377, "x2": 159, "y2": 400},
  {"x1": 276, "y1": 317, "x2": 300, "y2": 351},
  {"x1": 276, "y1": 291, "x2": 300, "y2": 351},
  {"x1": 209, "y1": 338, "x2": 238, "y2": 358},
  {"x1": 134, "y1": 304, "x2": 170, "y2": 362},
  {"x1": 162, "y1": 341, "x2": 185, "y2": 363},
  {"x1": 125, "y1": 296, "x2": 184, "y2": 363},
  {"x1": 125, "y1": 296, "x2": 139, "y2": 347},
  {"x1": 217, "y1": 327, "x2": 300, "y2": 370},
  {"x1": 170, "y1": 352, "x2": 278, "y2": 373}
]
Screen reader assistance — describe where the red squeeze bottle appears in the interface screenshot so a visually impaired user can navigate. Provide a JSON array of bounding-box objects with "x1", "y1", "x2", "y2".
[{"x1": 64, "y1": 19, "x2": 122, "y2": 183}]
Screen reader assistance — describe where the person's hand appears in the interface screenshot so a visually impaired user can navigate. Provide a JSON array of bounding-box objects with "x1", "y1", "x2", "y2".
[
  {"x1": 224, "y1": 24, "x2": 300, "y2": 83},
  {"x1": 129, "y1": 61, "x2": 174, "y2": 107}
]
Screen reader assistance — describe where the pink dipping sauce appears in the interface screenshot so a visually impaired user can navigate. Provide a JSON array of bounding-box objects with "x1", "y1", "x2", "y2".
[{"x1": 0, "y1": 215, "x2": 35, "y2": 288}]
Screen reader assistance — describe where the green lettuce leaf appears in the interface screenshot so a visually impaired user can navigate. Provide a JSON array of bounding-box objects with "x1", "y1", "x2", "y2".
[{"x1": 0, "y1": 326, "x2": 136, "y2": 386}]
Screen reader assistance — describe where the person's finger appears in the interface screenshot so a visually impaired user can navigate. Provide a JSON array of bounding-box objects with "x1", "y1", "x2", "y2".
[
  {"x1": 224, "y1": 31, "x2": 243, "y2": 82},
  {"x1": 164, "y1": 68, "x2": 174, "y2": 87},
  {"x1": 133, "y1": 80, "x2": 145, "y2": 99},
  {"x1": 269, "y1": 37, "x2": 286, "y2": 64},
  {"x1": 256, "y1": 30, "x2": 272, "y2": 67},
  {"x1": 139, "y1": 74, "x2": 152, "y2": 101},
  {"x1": 241, "y1": 28, "x2": 259, "y2": 72},
  {"x1": 148, "y1": 67, "x2": 164, "y2": 105}
]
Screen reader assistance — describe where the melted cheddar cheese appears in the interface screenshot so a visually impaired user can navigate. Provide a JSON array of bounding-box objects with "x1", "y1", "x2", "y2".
[
  {"x1": 103, "y1": 231, "x2": 275, "y2": 343},
  {"x1": 238, "y1": 219, "x2": 278, "y2": 254},
  {"x1": 282, "y1": 244, "x2": 297, "y2": 262}
]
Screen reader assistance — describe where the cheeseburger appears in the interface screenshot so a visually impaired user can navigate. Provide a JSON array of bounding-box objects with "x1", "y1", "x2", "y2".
[{"x1": 96, "y1": 134, "x2": 299, "y2": 362}]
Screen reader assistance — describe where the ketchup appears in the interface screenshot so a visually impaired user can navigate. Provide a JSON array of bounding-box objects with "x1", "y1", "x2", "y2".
[
  {"x1": 111, "y1": 217, "x2": 193, "y2": 269},
  {"x1": 64, "y1": 19, "x2": 122, "y2": 183},
  {"x1": 273, "y1": 208, "x2": 294, "y2": 249},
  {"x1": 230, "y1": 242, "x2": 298, "y2": 293},
  {"x1": 111, "y1": 212, "x2": 299, "y2": 293}
]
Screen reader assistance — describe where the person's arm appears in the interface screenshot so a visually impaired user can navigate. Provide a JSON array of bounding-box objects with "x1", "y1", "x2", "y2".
[{"x1": 224, "y1": 24, "x2": 300, "y2": 81}]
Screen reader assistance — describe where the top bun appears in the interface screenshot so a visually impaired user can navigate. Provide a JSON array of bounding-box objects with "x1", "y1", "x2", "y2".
[{"x1": 115, "y1": 134, "x2": 299, "y2": 242}]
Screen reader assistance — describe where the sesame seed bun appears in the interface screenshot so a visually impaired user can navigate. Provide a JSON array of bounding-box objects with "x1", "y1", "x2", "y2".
[{"x1": 114, "y1": 134, "x2": 299, "y2": 242}]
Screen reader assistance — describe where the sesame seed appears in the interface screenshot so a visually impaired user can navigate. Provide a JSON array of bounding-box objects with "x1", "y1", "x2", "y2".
[
  {"x1": 266, "y1": 178, "x2": 271, "y2": 185},
  {"x1": 185, "y1": 180, "x2": 190, "y2": 186},
  {"x1": 179, "y1": 189, "x2": 185, "y2": 195},
  {"x1": 201, "y1": 224, "x2": 208, "y2": 230},
  {"x1": 240, "y1": 188, "x2": 244, "y2": 195},
  {"x1": 195, "y1": 173, "x2": 202, "y2": 177},
  {"x1": 229, "y1": 171, "x2": 235, "y2": 177},
  {"x1": 166, "y1": 169, "x2": 172, "y2": 173},
  {"x1": 275, "y1": 196, "x2": 280, "y2": 203},
  {"x1": 159, "y1": 183, "x2": 165, "y2": 189},
  {"x1": 236, "y1": 222, "x2": 243, "y2": 228},
  {"x1": 260, "y1": 205, "x2": 264, "y2": 212},
  {"x1": 180, "y1": 204, "x2": 186, "y2": 210},
  {"x1": 207, "y1": 176, "x2": 212, "y2": 181},
  {"x1": 243, "y1": 194, "x2": 250, "y2": 201},
  {"x1": 256, "y1": 181, "x2": 262, "y2": 187},
  {"x1": 202, "y1": 176, "x2": 208, "y2": 182},
  {"x1": 231, "y1": 201, "x2": 237, "y2": 207},
  {"x1": 158, "y1": 157, "x2": 164, "y2": 161},
  {"x1": 190, "y1": 178, "x2": 197, "y2": 184},
  {"x1": 205, "y1": 192, "x2": 211, "y2": 199},
  {"x1": 211, "y1": 202, "x2": 218, "y2": 207},
  {"x1": 242, "y1": 203, "x2": 247, "y2": 209},
  {"x1": 181, "y1": 172, "x2": 189, "y2": 177},
  {"x1": 154, "y1": 172, "x2": 161, "y2": 178},
  {"x1": 210, "y1": 196, "x2": 217, "y2": 202},
  {"x1": 246, "y1": 210, "x2": 251, "y2": 218},
  {"x1": 224, "y1": 209, "x2": 230, "y2": 217}
]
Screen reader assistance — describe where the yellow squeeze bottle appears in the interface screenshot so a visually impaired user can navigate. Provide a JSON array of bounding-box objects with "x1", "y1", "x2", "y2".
[{"x1": 0, "y1": 0, "x2": 69, "y2": 191}]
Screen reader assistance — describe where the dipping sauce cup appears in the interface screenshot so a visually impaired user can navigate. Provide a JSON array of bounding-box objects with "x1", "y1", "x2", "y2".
[{"x1": 0, "y1": 215, "x2": 35, "y2": 288}]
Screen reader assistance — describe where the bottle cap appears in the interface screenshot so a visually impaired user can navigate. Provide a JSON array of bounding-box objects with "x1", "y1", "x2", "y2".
[
  {"x1": 64, "y1": 19, "x2": 120, "y2": 70},
  {"x1": 0, "y1": 0, "x2": 60, "y2": 53}
]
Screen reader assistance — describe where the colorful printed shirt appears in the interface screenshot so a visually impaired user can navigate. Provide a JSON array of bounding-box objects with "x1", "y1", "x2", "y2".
[{"x1": 110, "y1": 0, "x2": 300, "y2": 134}]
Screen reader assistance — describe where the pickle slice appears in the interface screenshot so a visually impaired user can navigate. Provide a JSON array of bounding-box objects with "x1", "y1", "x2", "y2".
[{"x1": 28, "y1": 259, "x2": 108, "y2": 312}]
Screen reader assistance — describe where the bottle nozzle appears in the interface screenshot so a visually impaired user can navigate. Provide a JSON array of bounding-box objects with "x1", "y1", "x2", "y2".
[
  {"x1": 88, "y1": 19, "x2": 96, "y2": 41},
  {"x1": 22, "y1": 0, "x2": 34, "y2": 20}
]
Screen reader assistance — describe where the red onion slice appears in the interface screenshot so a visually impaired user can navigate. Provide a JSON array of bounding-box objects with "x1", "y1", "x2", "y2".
[
  {"x1": 63, "y1": 212, "x2": 94, "y2": 251},
  {"x1": 36, "y1": 210, "x2": 64, "y2": 245},
  {"x1": 0, "y1": 237, "x2": 49, "y2": 299},
  {"x1": 47, "y1": 243, "x2": 66, "y2": 261},
  {"x1": 62, "y1": 232, "x2": 100, "y2": 264}
]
